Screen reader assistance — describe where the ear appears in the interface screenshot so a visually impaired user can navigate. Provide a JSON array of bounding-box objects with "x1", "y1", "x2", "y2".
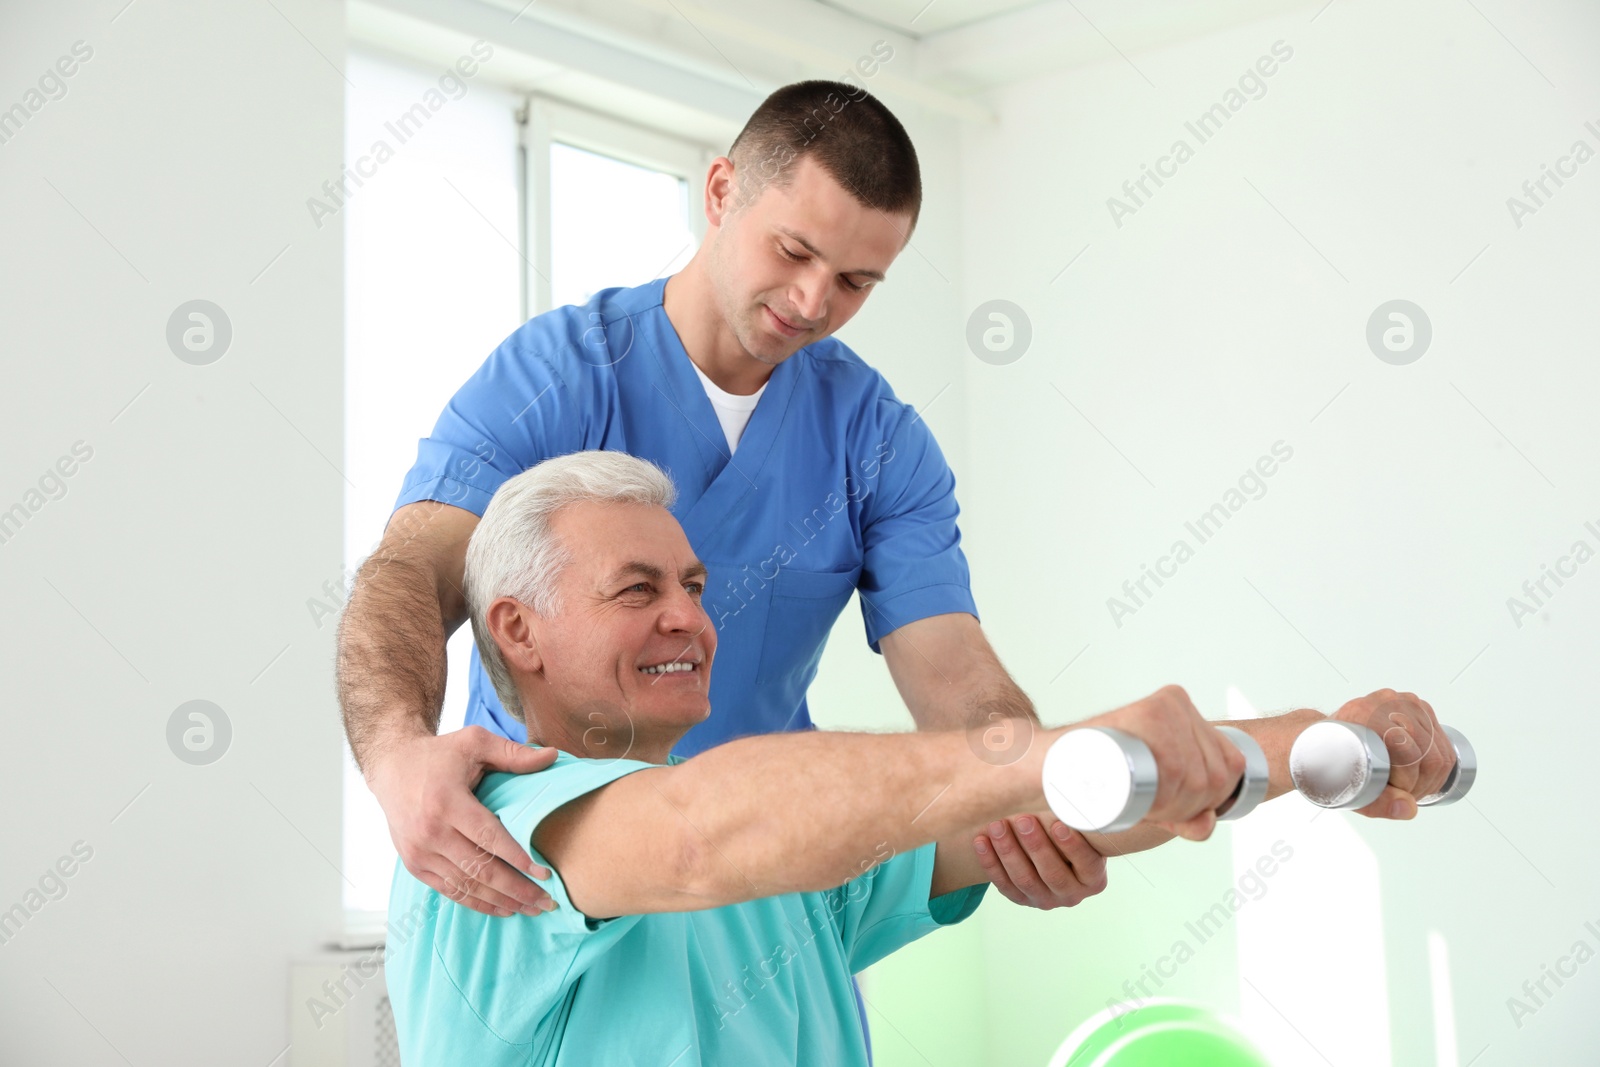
[
  {"x1": 485, "y1": 596, "x2": 543, "y2": 675},
  {"x1": 705, "y1": 155, "x2": 739, "y2": 227}
]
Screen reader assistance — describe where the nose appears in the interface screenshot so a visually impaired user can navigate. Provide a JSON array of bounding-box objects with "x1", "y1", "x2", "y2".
[
  {"x1": 790, "y1": 274, "x2": 826, "y2": 326},
  {"x1": 658, "y1": 584, "x2": 709, "y2": 637}
]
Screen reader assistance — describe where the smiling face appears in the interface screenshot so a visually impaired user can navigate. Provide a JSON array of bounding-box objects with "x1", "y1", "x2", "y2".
[
  {"x1": 485, "y1": 499, "x2": 716, "y2": 762},
  {"x1": 706, "y1": 153, "x2": 911, "y2": 367}
]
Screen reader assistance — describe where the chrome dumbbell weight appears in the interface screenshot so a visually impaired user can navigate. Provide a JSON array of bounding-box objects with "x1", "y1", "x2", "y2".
[
  {"x1": 1288, "y1": 719, "x2": 1476, "y2": 810},
  {"x1": 1041, "y1": 725, "x2": 1270, "y2": 834}
]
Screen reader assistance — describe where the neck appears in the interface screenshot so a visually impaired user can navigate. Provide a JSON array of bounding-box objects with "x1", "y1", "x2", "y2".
[
  {"x1": 663, "y1": 261, "x2": 776, "y2": 396},
  {"x1": 525, "y1": 716, "x2": 682, "y2": 766}
]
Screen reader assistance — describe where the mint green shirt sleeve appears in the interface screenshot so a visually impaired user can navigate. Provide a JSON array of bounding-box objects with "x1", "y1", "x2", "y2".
[
  {"x1": 421, "y1": 755, "x2": 662, "y2": 1042},
  {"x1": 826, "y1": 842, "x2": 989, "y2": 973}
]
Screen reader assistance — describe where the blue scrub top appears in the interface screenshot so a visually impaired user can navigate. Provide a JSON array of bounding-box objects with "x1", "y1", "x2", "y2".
[{"x1": 392, "y1": 276, "x2": 978, "y2": 757}]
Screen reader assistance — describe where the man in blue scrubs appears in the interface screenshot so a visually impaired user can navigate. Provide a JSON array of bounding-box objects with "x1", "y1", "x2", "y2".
[{"x1": 338, "y1": 79, "x2": 1110, "y2": 1058}]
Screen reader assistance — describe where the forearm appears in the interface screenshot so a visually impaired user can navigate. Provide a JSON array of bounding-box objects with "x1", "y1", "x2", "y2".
[
  {"x1": 917, "y1": 680, "x2": 1040, "y2": 733},
  {"x1": 1231, "y1": 707, "x2": 1327, "y2": 801},
  {"x1": 882, "y1": 614, "x2": 1040, "y2": 733},
  {"x1": 335, "y1": 553, "x2": 456, "y2": 774},
  {"x1": 1080, "y1": 707, "x2": 1329, "y2": 857},
  {"x1": 904, "y1": 645, "x2": 1040, "y2": 734},
  {"x1": 666, "y1": 725, "x2": 1058, "y2": 901}
]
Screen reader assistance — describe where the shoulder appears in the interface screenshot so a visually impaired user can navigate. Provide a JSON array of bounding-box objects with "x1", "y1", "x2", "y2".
[
  {"x1": 498, "y1": 281, "x2": 662, "y2": 383},
  {"x1": 475, "y1": 751, "x2": 660, "y2": 818},
  {"x1": 801, "y1": 335, "x2": 893, "y2": 398},
  {"x1": 799, "y1": 336, "x2": 916, "y2": 431},
  {"x1": 802, "y1": 337, "x2": 950, "y2": 481}
]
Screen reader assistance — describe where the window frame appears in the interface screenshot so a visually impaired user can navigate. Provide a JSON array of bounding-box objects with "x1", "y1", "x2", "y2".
[{"x1": 519, "y1": 94, "x2": 715, "y2": 320}]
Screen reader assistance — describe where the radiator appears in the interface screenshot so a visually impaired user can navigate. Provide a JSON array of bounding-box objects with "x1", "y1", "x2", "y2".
[{"x1": 289, "y1": 948, "x2": 399, "y2": 1067}]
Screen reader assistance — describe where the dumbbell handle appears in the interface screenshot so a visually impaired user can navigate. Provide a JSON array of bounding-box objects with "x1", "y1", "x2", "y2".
[
  {"x1": 1213, "y1": 726, "x2": 1270, "y2": 819},
  {"x1": 1042, "y1": 724, "x2": 1269, "y2": 834},
  {"x1": 1289, "y1": 719, "x2": 1476, "y2": 810}
]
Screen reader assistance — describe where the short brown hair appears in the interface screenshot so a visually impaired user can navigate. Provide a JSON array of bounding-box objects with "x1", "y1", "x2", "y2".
[{"x1": 727, "y1": 79, "x2": 921, "y2": 233}]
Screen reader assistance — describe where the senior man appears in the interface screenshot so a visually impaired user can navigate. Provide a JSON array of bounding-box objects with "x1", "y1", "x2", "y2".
[{"x1": 385, "y1": 451, "x2": 1453, "y2": 1065}]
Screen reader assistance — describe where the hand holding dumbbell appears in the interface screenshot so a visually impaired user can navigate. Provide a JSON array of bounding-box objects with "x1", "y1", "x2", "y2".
[
  {"x1": 1039, "y1": 687, "x2": 1468, "y2": 836},
  {"x1": 1290, "y1": 689, "x2": 1474, "y2": 816},
  {"x1": 1040, "y1": 685, "x2": 1264, "y2": 840}
]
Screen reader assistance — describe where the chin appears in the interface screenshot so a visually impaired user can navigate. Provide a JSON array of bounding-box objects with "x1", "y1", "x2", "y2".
[
  {"x1": 639, "y1": 694, "x2": 711, "y2": 720},
  {"x1": 748, "y1": 330, "x2": 795, "y2": 366},
  {"x1": 677, "y1": 702, "x2": 713, "y2": 727}
]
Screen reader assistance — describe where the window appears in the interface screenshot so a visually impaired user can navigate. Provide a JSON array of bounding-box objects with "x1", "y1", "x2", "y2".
[
  {"x1": 341, "y1": 48, "x2": 710, "y2": 929},
  {"x1": 523, "y1": 96, "x2": 708, "y2": 315},
  {"x1": 549, "y1": 141, "x2": 695, "y2": 309}
]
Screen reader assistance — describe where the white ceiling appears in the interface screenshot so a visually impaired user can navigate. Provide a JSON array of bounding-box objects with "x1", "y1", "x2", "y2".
[
  {"x1": 812, "y1": 0, "x2": 1046, "y2": 38},
  {"x1": 352, "y1": 0, "x2": 1317, "y2": 147},
  {"x1": 906, "y1": 0, "x2": 1313, "y2": 94},
  {"x1": 490, "y1": 0, "x2": 1317, "y2": 97}
]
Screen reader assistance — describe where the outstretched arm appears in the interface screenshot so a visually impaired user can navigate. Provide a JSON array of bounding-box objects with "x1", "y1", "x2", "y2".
[
  {"x1": 534, "y1": 686, "x2": 1253, "y2": 919},
  {"x1": 535, "y1": 725, "x2": 1064, "y2": 920}
]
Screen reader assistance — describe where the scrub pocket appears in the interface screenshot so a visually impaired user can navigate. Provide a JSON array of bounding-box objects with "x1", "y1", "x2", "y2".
[{"x1": 754, "y1": 564, "x2": 863, "y2": 691}]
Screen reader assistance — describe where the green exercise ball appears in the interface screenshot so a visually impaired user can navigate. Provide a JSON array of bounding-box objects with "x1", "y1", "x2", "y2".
[{"x1": 1049, "y1": 1000, "x2": 1273, "y2": 1067}]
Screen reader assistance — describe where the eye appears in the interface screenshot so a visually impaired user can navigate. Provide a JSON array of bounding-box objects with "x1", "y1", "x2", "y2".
[
  {"x1": 782, "y1": 242, "x2": 867, "y2": 292},
  {"x1": 685, "y1": 581, "x2": 705, "y2": 597},
  {"x1": 623, "y1": 583, "x2": 651, "y2": 594}
]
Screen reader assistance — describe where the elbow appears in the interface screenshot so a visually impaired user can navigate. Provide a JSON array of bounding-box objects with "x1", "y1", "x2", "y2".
[
  {"x1": 676, "y1": 829, "x2": 705, "y2": 898},
  {"x1": 677, "y1": 830, "x2": 847, "y2": 904},
  {"x1": 655, "y1": 774, "x2": 723, "y2": 907},
  {"x1": 657, "y1": 769, "x2": 740, "y2": 909},
  {"x1": 672, "y1": 825, "x2": 732, "y2": 910}
]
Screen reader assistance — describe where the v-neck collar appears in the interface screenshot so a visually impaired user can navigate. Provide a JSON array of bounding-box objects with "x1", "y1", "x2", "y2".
[{"x1": 644, "y1": 276, "x2": 801, "y2": 525}]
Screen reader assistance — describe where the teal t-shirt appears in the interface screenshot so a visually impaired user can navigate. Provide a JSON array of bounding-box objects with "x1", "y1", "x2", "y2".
[{"x1": 385, "y1": 751, "x2": 988, "y2": 1065}]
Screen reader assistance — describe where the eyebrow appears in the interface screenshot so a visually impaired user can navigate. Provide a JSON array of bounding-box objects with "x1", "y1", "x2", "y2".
[
  {"x1": 776, "y1": 226, "x2": 886, "y2": 282},
  {"x1": 606, "y1": 559, "x2": 709, "y2": 587}
]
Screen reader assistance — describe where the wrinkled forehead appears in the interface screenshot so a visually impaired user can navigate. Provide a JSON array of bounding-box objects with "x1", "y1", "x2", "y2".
[{"x1": 594, "y1": 556, "x2": 710, "y2": 591}]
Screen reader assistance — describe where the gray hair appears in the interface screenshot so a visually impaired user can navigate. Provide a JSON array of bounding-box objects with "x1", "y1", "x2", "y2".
[{"x1": 463, "y1": 450, "x2": 678, "y2": 723}]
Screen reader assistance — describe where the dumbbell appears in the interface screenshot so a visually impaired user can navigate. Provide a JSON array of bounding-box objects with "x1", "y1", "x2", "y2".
[
  {"x1": 1289, "y1": 719, "x2": 1476, "y2": 810},
  {"x1": 1042, "y1": 725, "x2": 1269, "y2": 834}
]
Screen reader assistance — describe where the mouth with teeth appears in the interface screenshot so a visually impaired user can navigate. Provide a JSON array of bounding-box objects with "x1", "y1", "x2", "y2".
[{"x1": 638, "y1": 660, "x2": 699, "y2": 676}]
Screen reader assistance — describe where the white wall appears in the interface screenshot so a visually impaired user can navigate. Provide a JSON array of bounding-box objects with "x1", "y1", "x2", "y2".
[
  {"x1": 949, "y1": 1, "x2": 1600, "y2": 1064},
  {"x1": 0, "y1": 2, "x2": 344, "y2": 1063}
]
